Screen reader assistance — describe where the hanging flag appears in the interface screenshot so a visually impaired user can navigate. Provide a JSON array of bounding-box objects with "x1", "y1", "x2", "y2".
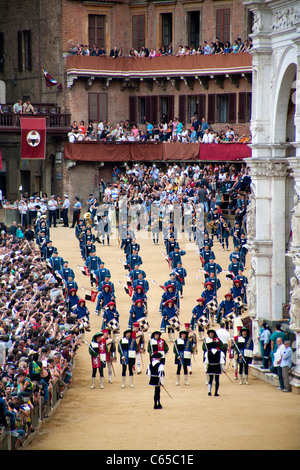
[
  {"x1": 20, "y1": 117, "x2": 46, "y2": 160},
  {"x1": 42, "y1": 68, "x2": 63, "y2": 90}
]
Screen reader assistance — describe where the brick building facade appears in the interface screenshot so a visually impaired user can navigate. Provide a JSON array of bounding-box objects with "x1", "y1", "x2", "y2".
[{"x1": 0, "y1": 0, "x2": 253, "y2": 203}]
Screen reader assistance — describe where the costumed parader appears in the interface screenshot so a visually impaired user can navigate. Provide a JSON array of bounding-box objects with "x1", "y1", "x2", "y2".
[
  {"x1": 102, "y1": 328, "x2": 116, "y2": 384},
  {"x1": 131, "y1": 322, "x2": 145, "y2": 375},
  {"x1": 233, "y1": 326, "x2": 254, "y2": 385},
  {"x1": 202, "y1": 329, "x2": 223, "y2": 385},
  {"x1": 93, "y1": 262, "x2": 111, "y2": 287},
  {"x1": 88, "y1": 332, "x2": 107, "y2": 390},
  {"x1": 131, "y1": 285, "x2": 148, "y2": 305},
  {"x1": 160, "y1": 299, "x2": 179, "y2": 342},
  {"x1": 95, "y1": 283, "x2": 115, "y2": 316},
  {"x1": 216, "y1": 293, "x2": 237, "y2": 331},
  {"x1": 204, "y1": 331, "x2": 226, "y2": 396},
  {"x1": 191, "y1": 297, "x2": 209, "y2": 340},
  {"x1": 173, "y1": 261, "x2": 187, "y2": 299},
  {"x1": 65, "y1": 288, "x2": 80, "y2": 312},
  {"x1": 148, "y1": 330, "x2": 169, "y2": 365},
  {"x1": 63, "y1": 274, "x2": 78, "y2": 297},
  {"x1": 73, "y1": 298, "x2": 90, "y2": 321},
  {"x1": 184, "y1": 322, "x2": 198, "y2": 375},
  {"x1": 147, "y1": 352, "x2": 165, "y2": 409},
  {"x1": 118, "y1": 329, "x2": 138, "y2": 389},
  {"x1": 201, "y1": 281, "x2": 218, "y2": 324},
  {"x1": 128, "y1": 299, "x2": 147, "y2": 329},
  {"x1": 132, "y1": 274, "x2": 149, "y2": 294},
  {"x1": 163, "y1": 272, "x2": 181, "y2": 293},
  {"x1": 217, "y1": 215, "x2": 231, "y2": 251},
  {"x1": 159, "y1": 284, "x2": 180, "y2": 314},
  {"x1": 102, "y1": 301, "x2": 119, "y2": 335},
  {"x1": 173, "y1": 330, "x2": 193, "y2": 386},
  {"x1": 230, "y1": 278, "x2": 247, "y2": 314}
]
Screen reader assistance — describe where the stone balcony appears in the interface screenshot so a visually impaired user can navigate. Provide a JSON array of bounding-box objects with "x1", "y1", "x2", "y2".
[{"x1": 66, "y1": 52, "x2": 252, "y2": 90}]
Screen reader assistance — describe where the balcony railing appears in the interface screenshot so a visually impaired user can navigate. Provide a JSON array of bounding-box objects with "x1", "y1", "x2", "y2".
[{"x1": 0, "y1": 104, "x2": 71, "y2": 135}]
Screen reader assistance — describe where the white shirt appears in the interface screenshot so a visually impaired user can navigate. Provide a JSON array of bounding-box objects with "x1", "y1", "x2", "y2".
[{"x1": 273, "y1": 343, "x2": 285, "y2": 367}]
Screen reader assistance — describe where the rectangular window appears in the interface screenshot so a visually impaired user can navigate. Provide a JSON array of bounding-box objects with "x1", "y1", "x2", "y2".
[
  {"x1": 217, "y1": 93, "x2": 237, "y2": 123},
  {"x1": 0, "y1": 33, "x2": 4, "y2": 72},
  {"x1": 216, "y1": 8, "x2": 230, "y2": 44},
  {"x1": 198, "y1": 94, "x2": 206, "y2": 120},
  {"x1": 217, "y1": 94, "x2": 228, "y2": 123},
  {"x1": 129, "y1": 95, "x2": 137, "y2": 125},
  {"x1": 179, "y1": 95, "x2": 186, "y2": 124},
  {"x1": 161, "y1": 13, "x2": 172, "y2": 49},
  {"x1": 17, "y1": 30, "x2": 32, "y2": 72},
  {"x1": 160, "y1": 95, "x2": 174, "y2": 122},
  {"x1": 139, "y1": 97, "x2": 146, "y2": 124},
  {"x1": 188, "y1": 96, "x2": 197, "y2": 123},
  {"x1": 88, "y1": 15, "x2": 105, "y2": 50},
  {"x1": 88, "y1": 93, "x2": 107, "y2": 122},
  {"x1": 207, "y1": 94, "x2": 216, "y2": 124},
  {"x1": 132, "y1": 14, "x2": 145, "y2": 51},
  {"x1": 187, "y1": 11, "x2": 200, "y2": 49},
  {"x1": 23, "y1": 30, "x2": 32, "y2": 71}
]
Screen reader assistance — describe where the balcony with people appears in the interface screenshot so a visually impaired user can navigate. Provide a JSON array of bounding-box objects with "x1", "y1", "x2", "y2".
[{"x1": 0, "y1": 101, "x2": 71, "y2": 135}]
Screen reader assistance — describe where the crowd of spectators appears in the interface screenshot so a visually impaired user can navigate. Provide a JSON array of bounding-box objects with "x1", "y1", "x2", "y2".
[
  {"x1": 68, "y1": 37, "x2": 252, "y2": 58},
  {"x1": 0, "y1": 224, "x2": 86, "y2": 449},
  {"x1": 99, "y1": 161, "x2": 250, "y2": 226},
  {"x1": 67, "y1": 117, "x2": 252, "y2": 145}
]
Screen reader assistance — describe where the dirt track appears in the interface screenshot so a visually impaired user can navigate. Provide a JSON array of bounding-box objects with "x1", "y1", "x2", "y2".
[{"x1": 25, "y1": 224, "x2": 300, "y2": 451}]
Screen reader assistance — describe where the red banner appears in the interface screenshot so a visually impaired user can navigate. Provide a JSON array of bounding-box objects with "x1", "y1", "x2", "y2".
[{"x1": 20, "y1": 117, "x2": 46, "y2": 159}]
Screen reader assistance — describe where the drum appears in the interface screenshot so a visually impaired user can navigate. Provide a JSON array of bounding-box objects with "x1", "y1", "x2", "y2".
[
  {"x1": 107, "y1": 319, "x2": 120, "y2": 332},
  {"x1": 138, "y1": 316, "x2": 149, "y2": 332},
  {"x1": 168, "y1": 316, "x2": 180, "y2": 331}
]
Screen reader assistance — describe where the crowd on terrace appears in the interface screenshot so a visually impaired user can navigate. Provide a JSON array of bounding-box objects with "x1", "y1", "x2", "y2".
[
  {"x1": 67, "y1": 117, "x2": 252, "y2": 144},
  {"x1": 68, "y1": 37, "x2": 253, "y2": 58}
]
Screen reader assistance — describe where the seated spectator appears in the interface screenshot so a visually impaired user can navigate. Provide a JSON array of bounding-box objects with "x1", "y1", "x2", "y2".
[{"x1": 23, "y1": 100, "x2": 36, "y2": 115}]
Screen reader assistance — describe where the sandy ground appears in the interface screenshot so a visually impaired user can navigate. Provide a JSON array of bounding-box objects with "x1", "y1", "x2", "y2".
[{"x1": 25, "y1": 223, "x2": 300, "y2": 451}]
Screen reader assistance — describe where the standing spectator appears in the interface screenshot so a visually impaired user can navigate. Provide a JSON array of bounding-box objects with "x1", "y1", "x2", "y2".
[
  {"x1": 61, "y1": 194, "x2": 70, "y2": 227},
  {"x1": 279, "y1": 340, "x2": 293, "y2": 392},
  {"x1": 71, "y1": 197, "x2": 82, "y2": 228},
  {"x1": 48, "y1": 195, "x2": 58, "y2": 227},
  {"x1": 272, "y1": 337, "x2": 286, "y2": 389},
  {"x1": 259, "y1": 322, "x2": 272, "y2": 369}
]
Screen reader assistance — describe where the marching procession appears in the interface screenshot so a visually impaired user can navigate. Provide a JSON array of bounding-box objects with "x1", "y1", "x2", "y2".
[{"x1": 39, "y1": 174, "x2": 254, "y2": 408}]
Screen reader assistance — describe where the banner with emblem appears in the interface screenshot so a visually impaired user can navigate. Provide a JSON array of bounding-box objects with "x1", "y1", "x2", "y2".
[{"x1": 20, "y1": 117, "x2": 46, "y2": 159}]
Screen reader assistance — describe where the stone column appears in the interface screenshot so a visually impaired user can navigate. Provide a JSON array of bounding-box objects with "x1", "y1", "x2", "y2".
[{"x1": 286, "y1": 157, "x2": 300, "y2": 385}]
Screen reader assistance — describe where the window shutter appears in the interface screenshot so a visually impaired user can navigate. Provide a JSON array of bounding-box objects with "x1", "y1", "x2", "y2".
[
  {"x1": 99, "y1": 93, "x2": 107, "y2": 121},
  {"x1": 26, "y1": 30, "x2": 32, "y2": 71},
  {"x1": 145, "y1": 96, "x2": 151, "y2": 123},
  {"x1": 150, "y1": 95, "x2": 158, "y2": 124},
  {"x1": 178, "y1": 95, "x2": 186, "y2": 124},
  {"x1": 132, "y1": 15, "x2": 145, "y2": 51},
  {"x1": 0, "y1": 32, "x2": 4, "y2": 72},
  {"x1": 88, "y1": 93, "x2": 98, "y2": 122},
  {"x1": 18, "y1": 31, "x2": 22, "y2": 72},
  {"x1": 168, "y1": 95, "x2": 174, "y2": 121},
  {"x1": 228, "y1": 93, "x2": 237, "y2": 123},
  {"x1": 216, "y1": 9, "x2": 230, "y2": 44},
  {"x1": 207, "y1": 94, "x2": 215, "y2": 124},
  {"x1": 88, "y1": 15, "x2": 105, "y2": 49},
  {"x1": 238, "y1": 92, "x2": 246, "y2": 123},
  {"x1": 129, "y1": 96, "x2": 137, "y2": 125},
  {"x1": 197, "y1": 94, "x2": 206, "y2": 120}
]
